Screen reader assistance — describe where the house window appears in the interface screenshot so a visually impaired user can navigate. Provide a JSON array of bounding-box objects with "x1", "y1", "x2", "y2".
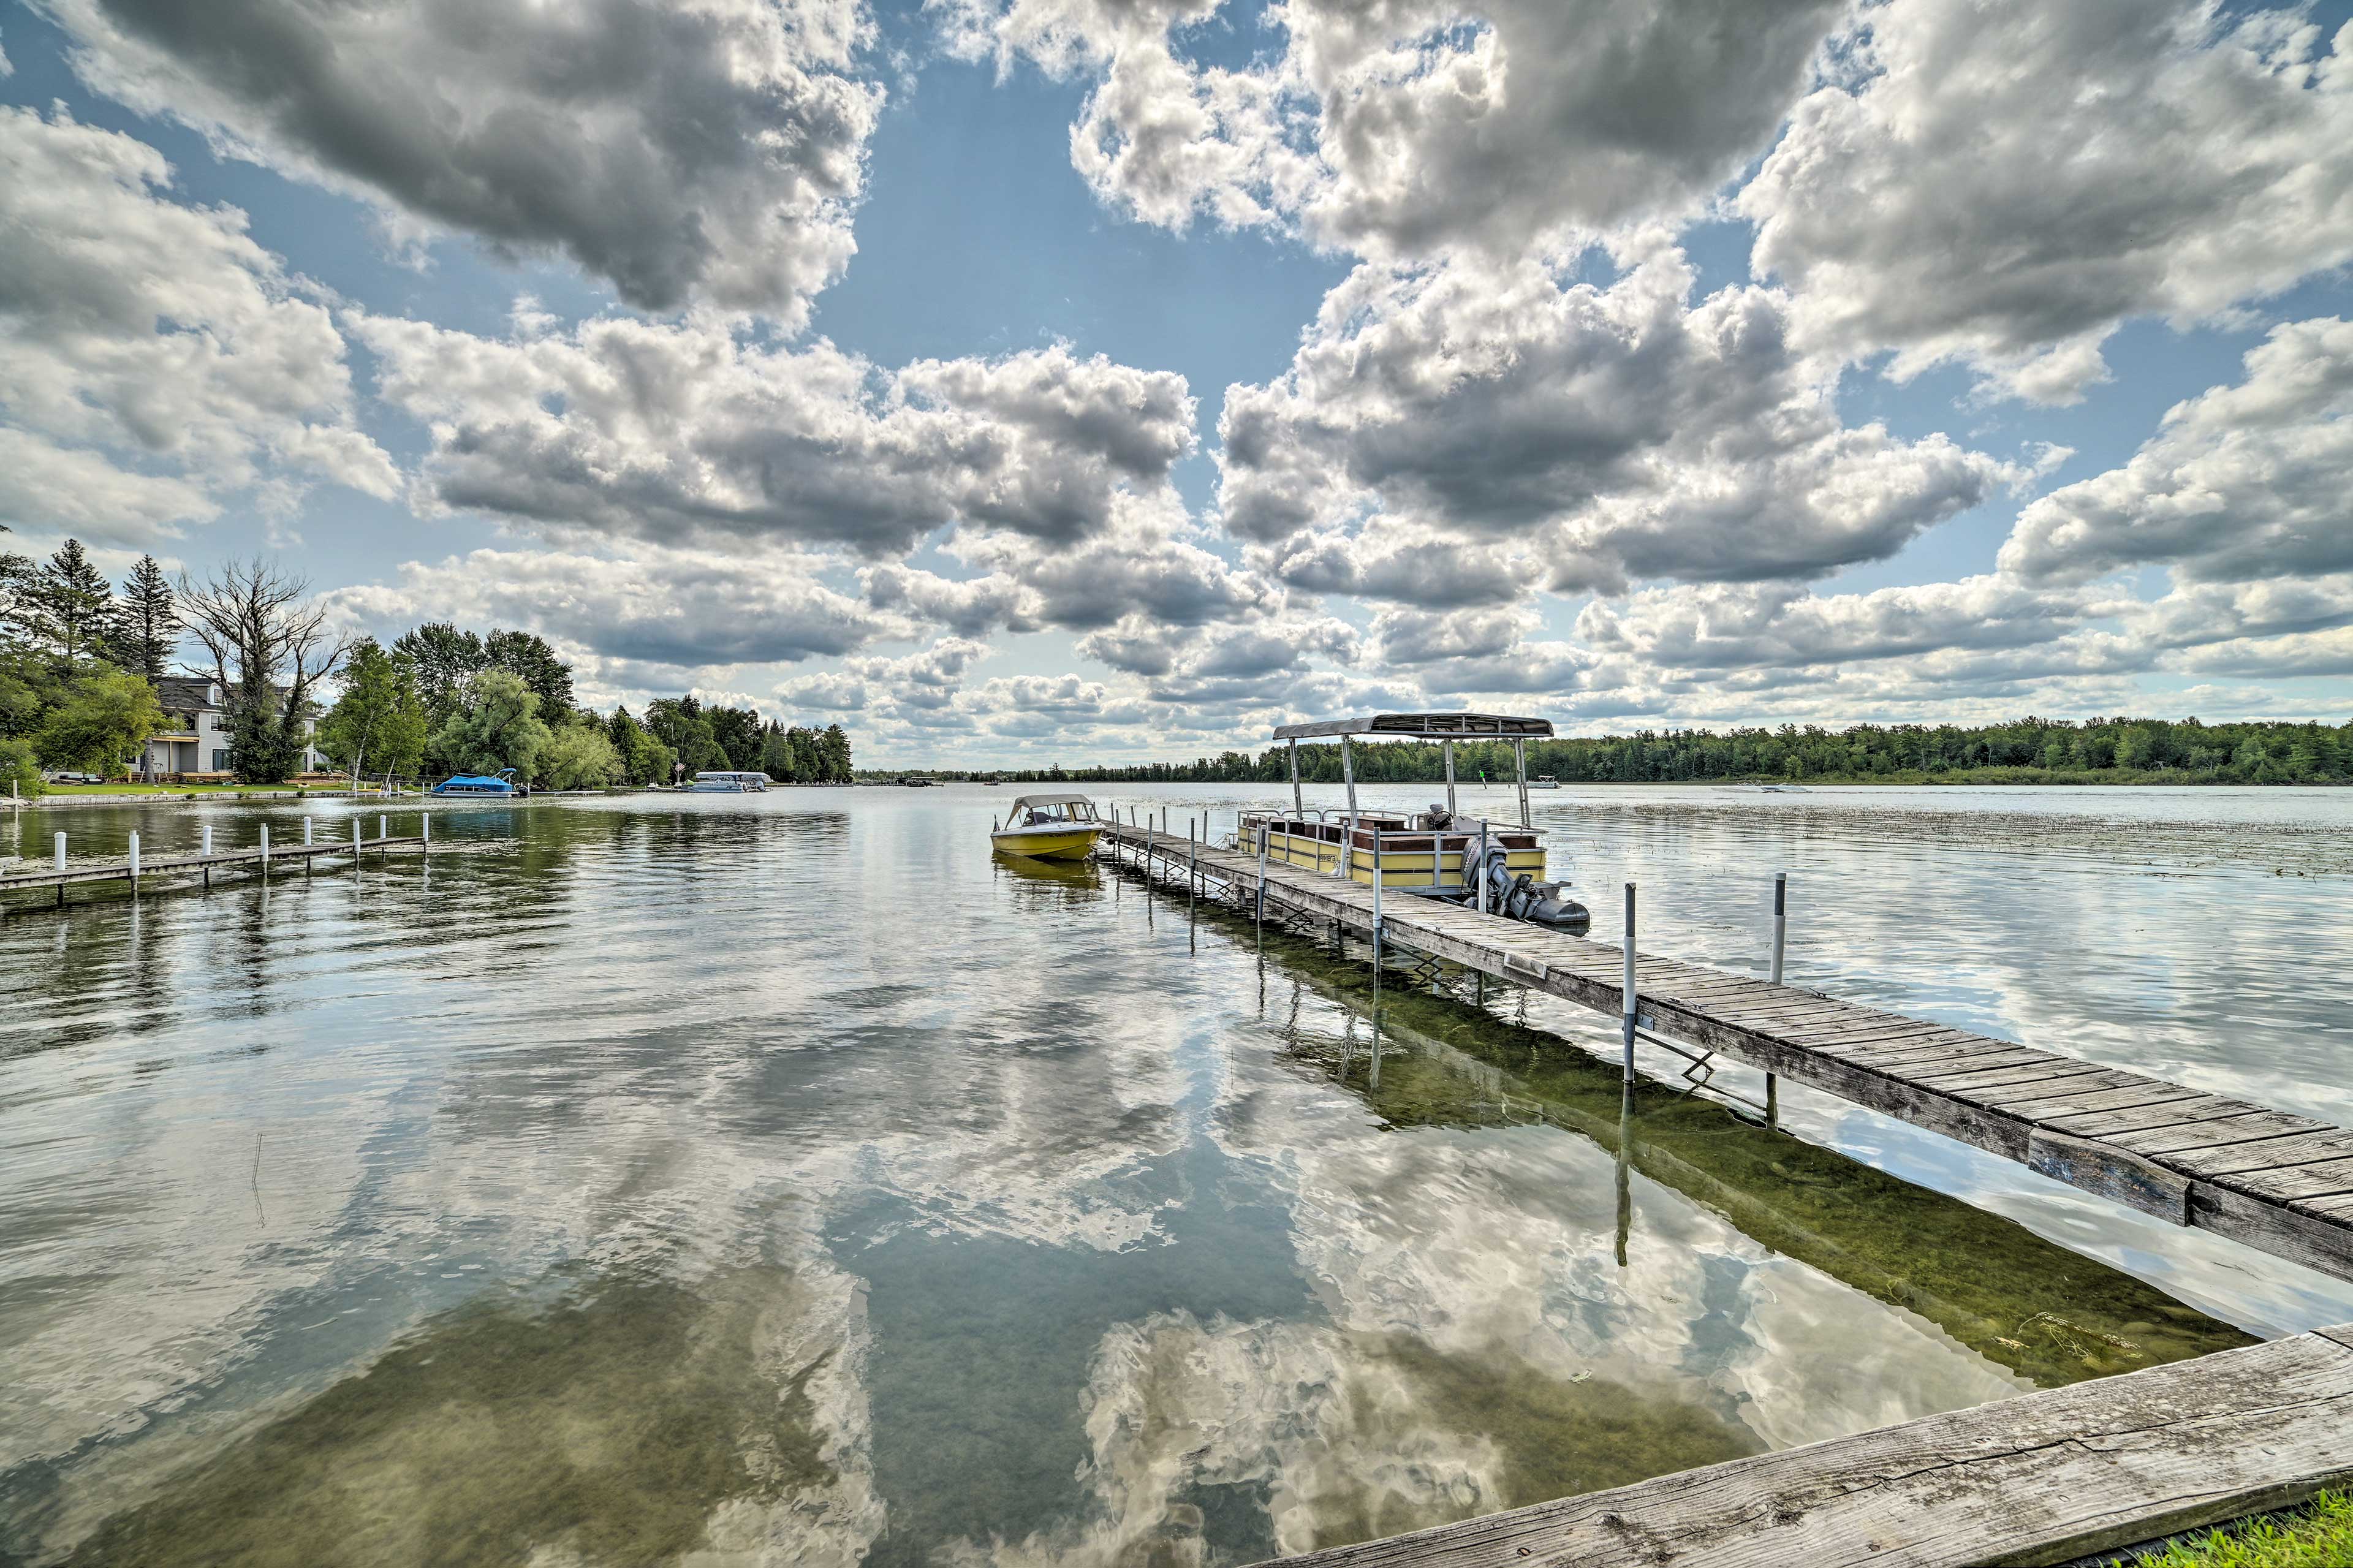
[{"x1": 212, "y1": 749, "x2": 230, "y2": 771}]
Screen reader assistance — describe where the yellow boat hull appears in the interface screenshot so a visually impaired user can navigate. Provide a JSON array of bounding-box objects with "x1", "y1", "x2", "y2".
[{"x1": 991, "y1": 826, "x2": 1102, "y2": 862}]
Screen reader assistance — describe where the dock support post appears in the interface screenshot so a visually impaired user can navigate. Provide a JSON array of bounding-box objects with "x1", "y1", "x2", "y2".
[
  {"x1": 1514, "y1": 740, "x2": 1530, "y2": 828},
  {"x1": 1621, "y1": 882, "x2": 1637, "y2": 1082},
  {"x1": 1189, "y1": 817, "x2": 1197, "y2": 904},
  {"x1": 1442, "y1": 740, "x2": 1457, "y2": 817},
  {"x1": 379, "y1": 814, "x2": 387, "y2": 844},
  {"x1": 421, "y1": 814, "x2": 429, "y2": 852},
  {"x1": 1289, "y1": 737, "x2": 1302, "y2": 817},
  {"x1": 1371, "y1": 825, "x2": 1384, "y2": 980},
  {"x1": 352, "y1": 818, "x2": 362, "y2": 864},
  {"x1": 128, "y1": 832, "x2": 140, "y2": 895},
  {"x1": 303, "y1": 816, "x2": 313, "y2": 846},
  {"x1": 260, "y1": 824, "x2": 270, "y2": 871},
  {"x1": 54, "y1": 831, "x2": 65, "y2": 871},
  {"x1": 1256, "y1": 827, "x2": 1267, "y2": 927},
  {"x1": 202, "y1": 824, "x2": 213, "y2": 857},
  {"x1": 1767, "y1": 872, "x2": 1787, "y2": 1126}
]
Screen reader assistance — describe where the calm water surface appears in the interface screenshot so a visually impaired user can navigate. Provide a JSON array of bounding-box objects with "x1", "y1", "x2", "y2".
[{"x1": 4, "y1": 784, "x2": 2350, "y2": 1566}]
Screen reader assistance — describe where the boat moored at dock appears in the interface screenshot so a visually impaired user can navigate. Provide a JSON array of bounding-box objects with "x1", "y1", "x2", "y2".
[
  {"x1": 429, "y1": 769, "x2": 519, "y2": 797},
  {"x1": 991, "y1": 794, "x2": 1104, "y2": 861},
  {"x1": 1252, "y1": 712, "x2": 1590, "y2": 930},
  {"x1": 687, "y1": 770, "x2": 769, "y2": 792}
]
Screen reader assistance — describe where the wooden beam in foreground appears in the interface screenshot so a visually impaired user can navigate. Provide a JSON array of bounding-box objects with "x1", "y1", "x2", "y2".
[{"x1": 1264, "y1": 1325, "x2": 2353, "y2": 1568}]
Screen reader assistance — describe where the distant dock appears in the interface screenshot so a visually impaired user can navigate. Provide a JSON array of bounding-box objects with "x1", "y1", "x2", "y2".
[{"x1": 2, "y1": 820, "x2": 433, "y2": 909}]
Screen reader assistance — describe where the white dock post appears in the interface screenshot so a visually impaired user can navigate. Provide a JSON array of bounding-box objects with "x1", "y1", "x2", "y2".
[
  {"x1": 378, "y1": 813, "x2": 387, "y2": 842},
  {"x1": 352, "y1": 818, "x2": 362, "y2": 860},
  {"x1": 128, "y1": 831, "x2": 140, "y2": 892},
  {"x1": 421, "y1": 814, "x2": 430, "y2": 850},
  {"x1": 54, "y1": 831, "x2": 66, "y2": 870},
  {"x1": 1621, "y1": 883, "x2": 1637, "y2": 1081},
  {"x1": 202, "y1": 824, "x2": 213, "y2": 857},
  {"x1": 303, "y1": 816, "x2": 313, "y2": 845},
  {"x1": 1442, "y1": 739, "x2": 1457, "y2": 817},
  {"x1": 1188, "y1": 817, "x2": 1197, "y2": 903},
  {"x1": 260, "y1": 824, "x2": 270, "y2": 869},
  {"x1": 1767, "y1": 873, "x2": 1787, "y2": 1125}
]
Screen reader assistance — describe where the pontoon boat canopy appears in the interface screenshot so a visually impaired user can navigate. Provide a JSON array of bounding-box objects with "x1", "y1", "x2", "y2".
[
  {"x1": 1270, "y1": 711, "x2": 1553, "y2": 827},
  {"x1": 1271, "y1": 712, "x2": 1554, "y2": 740}
]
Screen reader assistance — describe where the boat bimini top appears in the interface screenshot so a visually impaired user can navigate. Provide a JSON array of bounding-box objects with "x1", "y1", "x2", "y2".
[
  {"x1": 1270, "y1": 711, "x2": 1554, "y2": 827},
  {"x1": 1003, "y1": 793, "x2": 1099, "y2": 825}
]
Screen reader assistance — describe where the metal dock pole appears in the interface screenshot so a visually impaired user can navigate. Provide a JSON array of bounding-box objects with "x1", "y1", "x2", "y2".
[
  {"x1": 1767, "y1": 872, "x2": 1787, "y2": 1126},
  {"x1": 1442, "y1": 739, "x2": 1457, "y2": 817},
  {"x1": 1289, "y1": 737, "x2": 1302, "y2": 817},
  {"x1": 128, "y1": 832, "x2": 139, "y2": 895},
  {"x1": 1514, "y1": 738, "x2": 1531, "y2": 828},
  {"x1": 54, "y1": 831, "x2": 65, "y2": 906},
  {"x1": 1339, "y1": 735, "x2": 1358, "y2": 876},
  {"x1": 1256, "y1": 825, "x2": 1268, "y2": 926},
  {"x1": 260, "y1": 823, "x2": 270, "y2": 871},
  {"x1": 1621, "y1": 882, "x2": 1637, "y2": 1081},
  {"x1": 1371, "y1": 824, "x2": 1384, "y2": 975},
  {"x1": 201, "y1": 824, "x2": 213, "y2": 887},
  {"x1": 420, "y1": 814, "x2": 429, "y2": 852}
]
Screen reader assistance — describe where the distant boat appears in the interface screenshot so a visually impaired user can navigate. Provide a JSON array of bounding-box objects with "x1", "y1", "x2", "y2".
[
  {"x1": 1529, "y1": 775, "x2": 1561, "y2": 789},
  {"x1": 430, "y1": 769, "x2": 518, "y2": 797},
  {"x1": 991, "y1": 793, "x2": 1103, "y2": 862},
  {"x1": 688, "y1": 770, "x2": 768, "y2": 792}
]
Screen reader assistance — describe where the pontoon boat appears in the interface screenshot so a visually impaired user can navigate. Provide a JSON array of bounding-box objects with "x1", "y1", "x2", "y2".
[
  {"x1": 430, "y1": 768, "x2": 518, "y2": 797},
  {"x1": 1245, "y1": 713, "x2": 1590, "y2": 930}
]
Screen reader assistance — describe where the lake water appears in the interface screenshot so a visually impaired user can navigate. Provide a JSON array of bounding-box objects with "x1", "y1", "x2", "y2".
[{"x1": 4, "y1": 783, "x2": 2351, "y2": 1566}]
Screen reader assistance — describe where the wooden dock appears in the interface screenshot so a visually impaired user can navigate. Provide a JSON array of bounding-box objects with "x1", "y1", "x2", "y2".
[
  {"x1": 1265, "y1": 1320, "x2": 2353, "y2": 1568},
  {"x1": 1, "y1": 833, "x2": 429, "y2": 907},
  {"x1": 1101, "y1": 822, "x2": 2353, "y2": 1285}
]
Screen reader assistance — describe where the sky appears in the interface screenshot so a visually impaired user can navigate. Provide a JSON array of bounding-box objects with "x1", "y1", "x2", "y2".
[{"x1": 2, "y1": 0, "x2": 2352, "y2": 765}]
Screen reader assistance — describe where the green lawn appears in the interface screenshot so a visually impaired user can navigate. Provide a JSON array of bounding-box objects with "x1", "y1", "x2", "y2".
[{"x1": 2122, "y1": 1492, "x2": 2353, "y2": 1567}]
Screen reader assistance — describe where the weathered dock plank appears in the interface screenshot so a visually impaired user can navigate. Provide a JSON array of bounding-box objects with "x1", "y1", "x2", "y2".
[
  {"x1": 1260, "y1": 1325, "x2": 2353, "y2": 1568},
  {"x1": 1100, "y1": 824, "x2": 2353, "y2": 1285}
]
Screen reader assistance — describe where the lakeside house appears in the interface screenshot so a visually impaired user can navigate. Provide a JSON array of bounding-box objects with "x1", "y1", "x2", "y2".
[{"x1": 141, "y1": 677, "x2": 325, "y2": 781}]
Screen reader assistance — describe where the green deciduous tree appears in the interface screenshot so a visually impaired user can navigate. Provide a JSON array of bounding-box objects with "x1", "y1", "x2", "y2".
[
  {"x1": 0, "y1": 737, "x2": 41, "y2": 797},
  {"x1": 36, "y1": 668, "x2": 163, "y2": 778},
  {"x1": 431, "y1": 669, "x2": 551, "y2": 779},
  {"x1": 483, "y1": 629, "x2": 574, "y2": 716},
  {"x1": 539, "y1": 718, "x2": 624, "y2": 790},
  {"x1": 317, "y1": 638, "x2": 430, "y2": 786},
  {"x1": 392, "y1": 622, "x2": 486, "y2": 729}
]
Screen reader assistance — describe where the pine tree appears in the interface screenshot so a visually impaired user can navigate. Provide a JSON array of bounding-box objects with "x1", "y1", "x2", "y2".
[
  {"x1": 29, "y1": 540, "x2": 115, "y2": 663},
  {"x1": 112, "y1": 554, "x2": 180, "y2": 680}
]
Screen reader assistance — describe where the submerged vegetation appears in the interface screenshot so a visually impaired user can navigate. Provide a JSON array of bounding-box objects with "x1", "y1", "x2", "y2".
[
  {"x1": 1230, "y1": 904, "x2": 2256, "y2": 1390},
  {"x1": 972, "y1": 714, "x2": 2353, "y2": 787}
]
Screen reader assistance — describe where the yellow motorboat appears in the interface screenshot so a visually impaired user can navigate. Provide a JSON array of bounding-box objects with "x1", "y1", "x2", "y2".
[{"x1": 991, "y1": 793, "x2": 1104, "y2": 861}]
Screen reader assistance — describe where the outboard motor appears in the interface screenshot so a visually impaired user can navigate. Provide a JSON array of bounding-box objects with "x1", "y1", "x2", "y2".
[{"x1": 1469, "y1": 841, "x2": 1590, "y2": 932}]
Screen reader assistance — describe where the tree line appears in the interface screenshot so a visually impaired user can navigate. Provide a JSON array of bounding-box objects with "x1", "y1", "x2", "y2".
[
  {"x1": 1, "y1": 534, "x2": 853, "y2": 793},
  {"x1": 960, "y1": 715, "x2": 2353, "y2": 787}
]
